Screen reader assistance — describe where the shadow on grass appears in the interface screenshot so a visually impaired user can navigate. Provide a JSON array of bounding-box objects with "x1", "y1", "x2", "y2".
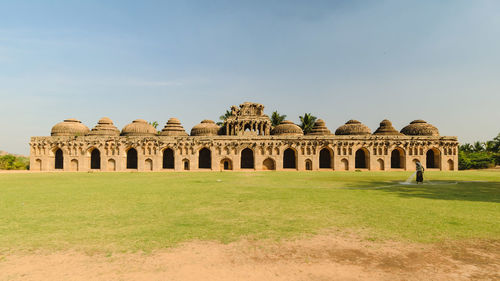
[{"x1": 345, "y1": 180, "x2": 500, "y2": 203}]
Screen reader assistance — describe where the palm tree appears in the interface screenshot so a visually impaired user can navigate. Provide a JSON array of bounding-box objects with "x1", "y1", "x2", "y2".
[
  {"x1": 216, "y1": 110, "x2": 232, "y2": 126},
  {"x1": 149, "y1": 121, "x2": 160, "y2": 135},
  {"x1": 473, "y1": 141, "x2": 485, "y2": 152},
  {"x1": 459, "y1": 143, "x2": 473, "y2": 153},
  {"x1": 299, "y1": 113, "x2": 317, "y2": 134},
  {"x1": 271, "y1": 111, "x2": 286, "y2": 127}
]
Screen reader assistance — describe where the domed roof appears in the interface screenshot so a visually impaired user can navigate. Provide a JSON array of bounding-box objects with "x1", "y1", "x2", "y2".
[
  {"x1": 335, "y1": 120, "x2": 371, "y2": 135},
  {"x1": 88, "y1": 117, "x2": 120, "y2": 136},
  {"x1": 160, "y1": 118, "x2": 188, "y2": 136},
  {"x1": 51, "y1": 119, "x2": 90, "y2": 136},
  {"x1": 121, "y1": 119, "x2": 157, "y2": 136},
  {"x1": 271, "y1": 120, "x2": 304, "y2": 136},
  {"x1": 373, "y1": 119, "x2": 402, "y2": 135},
  {"x1": 400, "y1": 120, "x2": 439, "y2": 136},
  {"x1": 307, "y1": 119, "x2": 332, "y2": 135},
  {"x1": 190, "y1": 120, "x2": 220, "y2": 136}
]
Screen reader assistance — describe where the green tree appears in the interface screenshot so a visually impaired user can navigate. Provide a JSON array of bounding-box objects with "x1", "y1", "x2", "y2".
[
  {"x1": 271, "y1": 111, "x2": 286, "y2": 127},
  {"x1": 299, "y1": 113, "x2": 317, "y2": 134},
  {"x1": 473, "y1": 141, "x2": 485, "y2": 152},
  {"x1": 216, "y1": 110, "x2": 232, "y2": 126},
  {"x1": 149, "y1": 121, "x2": 159, "y2": 129}
]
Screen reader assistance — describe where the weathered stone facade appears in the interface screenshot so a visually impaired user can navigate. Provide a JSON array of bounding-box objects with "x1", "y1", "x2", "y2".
[{"x1": 29, "y1": 102, "x2": 458, "y2": 172}]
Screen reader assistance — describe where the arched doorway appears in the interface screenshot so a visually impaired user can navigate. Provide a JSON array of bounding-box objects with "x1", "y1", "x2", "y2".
[
  {"x1": 283, "y1": 148, "x2": 296, "y2": 169},
  {"x1": 448, "y1": 159, "x2": 454, "y2": 171},
  {"x1": 163, "y1": 148, "x2": 174, "y2": 169},
  {"x1": 262, "y1": 158, "x2": 275, "y2": 170},
  {"x1": 70, "y1": 159, "x2": 78, "y2": 171},
  {"x1": 199, "y1": 148, "x2": 211, "y2": 169},
  {"x1": 390, "y1": 148, "x2": 405, "y2": 169},
  {"x1": 426, "y1": 148, "x2": 440, "y2": 169},
  {"x1": 355, "y1": 148, "x2": 369, "y2": 169},
  {"x1": 91, "y1": 149, "x2": 101, "y2": 169},
  {"x1": 55, "y1": 148, "x2": 63, "y2": 169},
  {"x1": 220, "y1": 158, "x2": 232, "y2": 170},
  {"x1": 305, "y1": 159, "x2": 312, "y2": 170},
  {"x1": 183, "y1": 159, "x2": 190, "y2": 170},
  {"x1": 319, "y1": 148, "x2": 332, "y2": 168},
  {"x1": 145, "y1": 159, "x2": 153, "y2": 171},
  {"x1": 377, "y1": 159, "x2": 384, "y2": 170},
  {"x1": 127, "y1": 148, "x2": 138, "y2": 169},
  {"x1": 240, "y1": 148, "x2": 254, "y2": 169},
  {"x1": 341, "y1": 158, "x2": 349, "y2": 170},
  {"x1": 35, "y1": 159, "x2": 42, "y2": 171},
  {"x1": 107, "y1": 159, "x2": 116, "y2": 171}
]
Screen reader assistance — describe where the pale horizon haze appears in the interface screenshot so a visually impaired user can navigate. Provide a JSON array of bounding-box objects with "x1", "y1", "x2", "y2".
[{"x1": 1, "y1": 0, "x2": 499, "y2": 155}]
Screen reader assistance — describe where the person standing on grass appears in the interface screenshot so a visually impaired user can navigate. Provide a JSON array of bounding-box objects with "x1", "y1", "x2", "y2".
[{"x1": 416, "y1": 161, "x2": 424, "y2": 184}]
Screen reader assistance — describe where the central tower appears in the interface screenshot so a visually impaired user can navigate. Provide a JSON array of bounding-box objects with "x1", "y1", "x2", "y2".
[{"x1": 224, "y1": 102, "x2": 272, "y2": 136}]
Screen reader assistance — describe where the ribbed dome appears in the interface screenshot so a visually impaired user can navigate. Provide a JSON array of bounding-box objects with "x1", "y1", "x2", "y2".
[
  {"x1": 373, "y1": 119, "x2": 402, "y2": 135},
  {"x1": 400, "y1": 120, "x2": 439, "y2": 136},
  {"x1": 121, "y1": 119, "x2": 157, "y2": 136},
  {"x1": 335, "y1": 120, "x2": 371, "y2": 135},
  {"x1": 88, "y1": 117, "x2": 120, "y2": 136},
  {"x1": 190, "y1": 120, "x2": 220, "y2": 136},
  {"x1": 307, "y1": 119, "x2": 332, "y2": 135},
  {"x1": 271, "y1": 120, "x2": 304, "y2": 136},
  {"x1": 160, "y1": 118, "x2": 188, "y2": 136},
  {"x1": 51, "y1": 119, "x2": 90, "y2": 136}
]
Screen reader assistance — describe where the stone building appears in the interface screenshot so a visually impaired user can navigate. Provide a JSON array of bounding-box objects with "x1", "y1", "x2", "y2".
[{"x1": 29, "y1": 102, "x2": 458, "y2": 172}]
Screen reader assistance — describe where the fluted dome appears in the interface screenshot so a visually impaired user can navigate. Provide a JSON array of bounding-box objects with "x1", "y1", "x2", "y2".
[
  {"x1": 271, "y1": 120, "x2": 304, "y2": 136},
  {"x1": 335, "y1": 120, "x2": 371, "y2": 135},
  {"x1": 160, "y1": 118, "x2": 188, "y2": 136},
  {"x1": 307, "y1": 119, "x2": 332, "y2": 135},
  {"x1": 121, "y1": 119, "x2": 157, "y2": 136},
  {"x1": 400, "y1": 120, "x2": 439, "y2": 136},
  {"x1": 88, "y1": 117, "x2": 120, "y2": 136},
  {"x1": 190, "y1": 120, "x2": 220, "y2": 136},
  {"x1": 373, "y1": 119, "x2": 402, "y2": 135},
  {"x1": 51, "y1": 119, "x2": 90, "y2": 136}
]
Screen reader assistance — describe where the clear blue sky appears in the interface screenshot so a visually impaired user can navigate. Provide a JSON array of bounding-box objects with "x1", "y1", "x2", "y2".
[{"x1": 1, "y1": 0, "x2": 499, "y2": 155}]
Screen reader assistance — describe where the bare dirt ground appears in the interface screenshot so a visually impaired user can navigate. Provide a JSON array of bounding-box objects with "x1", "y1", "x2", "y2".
[{"x1": 0, "y1": 233, "x2": 498, "y2": 281}]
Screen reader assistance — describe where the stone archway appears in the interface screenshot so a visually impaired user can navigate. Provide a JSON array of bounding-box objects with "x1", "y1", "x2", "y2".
[
  {"x1": 91, "y1": 149, "x2": 101, "y2": 169},
  {"x1": 262, "y1": 158, "x2": 275, "y2": 170},
  {"x1": 145, "y1": 158, "x2": 153, "y2": 171},
  {"x1": 163, "y1": 148, "x2": 175, "y2": 169},
  {"x1": 319, "y1": 148, "x2": 332, "y2": 168},
  {"x1": 183, "y1": 159, "x2": 190, "y2": 170},
  {"x1": 448, "y1": 159, "x2": 454, "y2": 171},
  {"x1": 355, "y1": 148, "x2": 369, "y2": 169},
  {"x1": 199, "y1": 148, "x2": 211, "y2": 169},
  {"x1": 377, "y1": 158, "x2": 384, "y2": 170},
  {"x1": 34, "y1": 159, "x2": 42, "y2": 171},
  {"x1": 126, "y1": 148, "x2": 138, "y2": 169},
  {"x1": 220, "y1": 158, "x2": 232, "y2": 170},
  {"x1": 426, "y1": 148, "x2": 441, "y2": 169},
  {"x1": 240, "y1": 148, "x2": 254, "y2": 169},
  {"x1": 70, "y1": 159, "x2": 78, "y2": 171},
  {"x1": 390, "y1": 148, "x2": 405, "y2": 169},
  {"x1": 341, "y1": 158, "x2": 349, "y2": 171},
  {"x1": 283, "y1": 148, "x2": 296, "y2": 169},
  {"x1": 55, "y1": 148, "x2": 63, "y2": 170},
  {"x1": 305, "y1": 159, "x2": 312, "y2": 170},
  {"x1": 107, "y1": 159, "x2": 116, "y2": 171}
]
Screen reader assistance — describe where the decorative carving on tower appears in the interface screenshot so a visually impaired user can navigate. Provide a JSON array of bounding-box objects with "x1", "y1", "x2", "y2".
[{"x1": 224, "y1": 102, "x2": 272, "y2": 136}]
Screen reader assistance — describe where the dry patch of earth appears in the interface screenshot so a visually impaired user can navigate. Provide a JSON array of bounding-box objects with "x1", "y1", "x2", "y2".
[{"x1": 0, "y1": 233, "x2": 498, "y2": 281}]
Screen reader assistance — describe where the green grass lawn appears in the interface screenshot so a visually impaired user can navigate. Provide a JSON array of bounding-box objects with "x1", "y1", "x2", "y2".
[{"x1": 0, "y1": 171, "x2": 498, "y2": 253}]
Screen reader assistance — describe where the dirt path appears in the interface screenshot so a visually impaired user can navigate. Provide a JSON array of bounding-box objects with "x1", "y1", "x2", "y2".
[{"x1": 0, "y1": 234, "x2": 498, "y2": 281}]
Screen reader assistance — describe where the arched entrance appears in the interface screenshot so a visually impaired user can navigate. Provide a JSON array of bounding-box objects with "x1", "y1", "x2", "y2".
[
  {"x1": 70, "y1": 159, "x2": 78, "y2": 171},
  {"x1": 319, "y1": 148, "x2": 332, "y2": 168},
  {"x1": 91, "y1": 149, "x2": 101, "y2": 169},
  {"x1": 341, "y1": 158, "x2": 349, "y2": 170},
  {"x1": 35, "y1": 159, "x2": 42, "y2": 171},
  {"x1": 305, "y1": 159, "x2": 312, "y2": 170},
  {"x1": 199, "y1": 148, "x2": 211, "y2": 169},
  {"x1": 183, "y1": 159, "x2": 190, "y2": 170},
  {"x1": 220, "y1": 158, "x2": 232, "y2": 170},
  {"x1": 283, "y1": 148, "x2": 296, "y2": 169},
  {"x1": 448, "y1": 159, "x2": 454, "y2": 171},
  {"x1": 262, "y1": 158, "x2": 275, "y2": 170},
  {"x1": 426, "y1": 148, "x2": 440, "y2": 169},
  {"x1": 377, "y1": 158, "x2": 384, "y2": 170},
  {"x1": 127, "y1": 148, "x2": 138, "y2": 169},
  {"x1": 355, "y1": 148, "x2": 369, "y2": 169},
  {"x1": 54, "y1": 148, "x2": 63, "y2": 169},
  {"x1": 163, "y1": 148, "x2": 174, "y2": 169},
  {"x1": 145, "y1": 159, "x2": 153, "y2": 171},
  {"x1": 107, "y1": 159, "x2": 116, "y2": 171},
  {"x1": 390, "y1": 148, "x2": 405, "y2": 169},
  {"x1": 240, "y1": 148, "x2": 254, "y2": 169}
]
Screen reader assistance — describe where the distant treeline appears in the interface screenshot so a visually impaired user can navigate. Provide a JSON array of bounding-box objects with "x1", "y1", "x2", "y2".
[
  {"x1": 459, "y1": 133, "x2": 500, "y2": 170},
  {"x1": 0, "y1": 154, "x2": 30, "y2": 170}
]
